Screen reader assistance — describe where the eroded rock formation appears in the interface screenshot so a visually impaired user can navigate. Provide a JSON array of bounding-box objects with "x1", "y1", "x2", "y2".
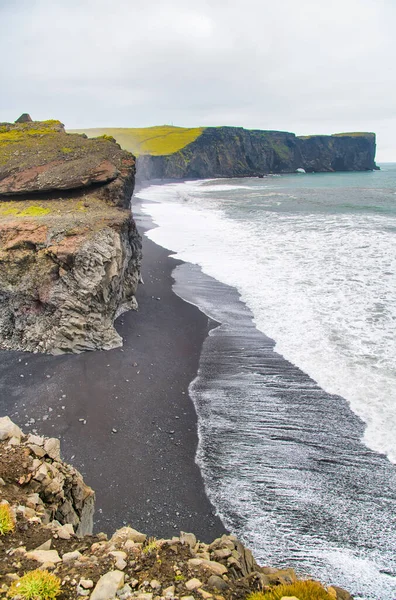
[
  {"x1": 137, "y1": 126, "x2": 378, "y2": 180},
  {"x1": 0, "y1": 119, "x2": 141, "y2": 353}
]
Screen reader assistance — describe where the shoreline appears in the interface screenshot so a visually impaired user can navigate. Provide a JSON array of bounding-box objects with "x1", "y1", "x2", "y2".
[{"x1": 0, "y1": 201, "x2": 227, "y2": 541}]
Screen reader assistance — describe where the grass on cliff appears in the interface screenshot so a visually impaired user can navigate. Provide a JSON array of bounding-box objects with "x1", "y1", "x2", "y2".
[
  {"x1": 7, "y1": 569, "x2": 61, "y2": 600},
  {"x1": 0, "y1": 120, "x2": 62, "y2": 144},
  {"x1": 247, "y1": 581, "x2": 333, "y2": 600},
  {"x1": 68, "y1": 125, "x2": 205, "y2": 156},
  {"x1": 0, "y1": 503, "x2": 15, "y2": 535},
  {"x1": 0, "y1": 204, "x2": 51, "y2": 218}
]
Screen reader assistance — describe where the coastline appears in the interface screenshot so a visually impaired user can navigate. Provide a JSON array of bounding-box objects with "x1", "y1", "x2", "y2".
[{"x1": 0, "y1": 201, "x2": 227, "y2": 541}]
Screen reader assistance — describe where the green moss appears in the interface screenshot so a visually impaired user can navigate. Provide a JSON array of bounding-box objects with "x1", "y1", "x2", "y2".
[
  {"x1": 0, "y1": 204, "x2": 51, "y2": 217},
  {"x1": 68, "y1": 125, "x2": 205, "y2": 156},
  {"x1": 61, "y1": 146, "x2": 73, "y2": 153}
]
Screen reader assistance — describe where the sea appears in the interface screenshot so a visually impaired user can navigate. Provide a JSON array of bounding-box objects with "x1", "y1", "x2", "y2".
[{"x1": 135, "y1": 164, "x2": 396, "y2": 600}]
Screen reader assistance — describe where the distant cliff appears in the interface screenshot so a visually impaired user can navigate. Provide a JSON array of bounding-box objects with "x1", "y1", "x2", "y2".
[{"x1": 136, "y1": 127, "x2": 378, "y2": 180}]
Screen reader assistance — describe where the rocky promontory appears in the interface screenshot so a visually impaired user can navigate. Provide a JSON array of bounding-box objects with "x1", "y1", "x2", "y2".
[
  {"x1": 0, "y1": 118, "x2": 141, "y2": 354},
  {"x1": 137, "y1": 127, "x2": 378, "y2": 180},
  {"x1": 0, "y1": 418, "x2": 353, "y2": 600}
]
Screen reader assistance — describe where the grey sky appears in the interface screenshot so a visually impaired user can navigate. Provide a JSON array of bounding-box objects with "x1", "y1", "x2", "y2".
[{"x1": 1, "y1": 0, "x2": 395, "y2": 160}]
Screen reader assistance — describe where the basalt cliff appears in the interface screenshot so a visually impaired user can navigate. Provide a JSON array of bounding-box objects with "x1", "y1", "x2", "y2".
[
  {"x1": 0, "y1": 118, "x2": 141, "y2": 354},
  {"x1": 137, "y1": 127, "x2": 378, "y2": 181}
]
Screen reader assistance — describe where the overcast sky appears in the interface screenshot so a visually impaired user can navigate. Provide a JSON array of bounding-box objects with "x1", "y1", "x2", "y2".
[{"x1": 1, "y1": 0, "x2": 395, "y2": 161}]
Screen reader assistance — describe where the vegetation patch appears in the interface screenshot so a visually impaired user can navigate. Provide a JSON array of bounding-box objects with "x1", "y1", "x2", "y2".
[
  {"x1": 332, "y1": 132, "x2": 375, "y2": 138},
  {"x1": 0, "y1": 204, "x2": 51, "y2": 218},
  {"x1": 247, "y1": 580, "x2": 333, "y2": 600},
  {"x1": 0, "y1": 503, "x2": 15, "y2": 535},
  {"x1": 68, "y1": 125, "x2": 205, "y2": 156},
  {"x1": 7, "y1": 569, "x2": 61, "y2": 600}
]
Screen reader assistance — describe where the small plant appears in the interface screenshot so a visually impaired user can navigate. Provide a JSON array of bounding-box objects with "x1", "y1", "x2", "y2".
[
  {"x1": 247, "y1": 580, "x2": 333, "y2": 600},
  {"x1": 174, "y1": 574, "x2": 185, "y2": 582},
  {"x1": 0, "y1": 503, "x2": 15, "y2": 536},
  {"x1": 143, "y1": 538, "x2": 161, "y2": 555},
  {"x1": 8, "y1": 569, "x2": 61, "y2": 600}
]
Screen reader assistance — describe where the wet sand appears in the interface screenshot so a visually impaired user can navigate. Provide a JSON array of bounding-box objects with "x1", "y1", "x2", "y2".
[{"x1": 0, "y1": 205, "x2": 227, "y2": 541}]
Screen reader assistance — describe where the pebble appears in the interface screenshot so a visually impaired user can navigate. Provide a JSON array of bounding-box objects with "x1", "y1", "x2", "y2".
[
  {"x1": 185, "y1": 578, "x2": 202, "y2": 591},
  {"x1": 79, "y1": 578, "x2": 94, "y2": 589},
  {"x1": 63, "y1": 550, "x2": 82, "y2": 562}
]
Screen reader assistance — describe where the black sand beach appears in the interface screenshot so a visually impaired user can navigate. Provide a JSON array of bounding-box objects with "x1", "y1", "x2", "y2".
[{"x1": 0, "y1": 204, "x2": 227, "y2": 541}]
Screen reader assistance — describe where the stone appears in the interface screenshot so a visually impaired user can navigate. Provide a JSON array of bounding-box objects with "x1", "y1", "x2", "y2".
[
  {"x1": 15, "y1": 113, "x2": 32, "y2": 123},
  {"x1": 110, "y1": 526, "x2": 147, "y2": 544},
  {"x1": 206, "y1": 576, "x2": 228, "y2": 591},
  {"x1": 180, "y1": 531, "x2": 197, "y2": 549},
  {"x1": 213, "y1": 549, "x2": 231, "y2": 560},
  {"x1": 28, "y1": 444, "x2": 46, "y2": 457},
  {"x1": 117, "y1": 583, "x2": 132, "y2": 599},
  {"x1": 200, "y1": 560, "x2": 228, "y2": 576},
  {"x1": 150, "y1": 580, "x2": 161, "y2": 589},
  {"x1": 44, "y1": 437, "x2": 61, "y2": 460},
  {"x1": 26, "y1": 549, "x2": 61, "y2": 563},
  {"x1": 198, "y1": 590, "x2": 213, "y2": 599},
  {"x1": 27, "y1": 434, "x2": 45, "y2": 446},
  {"x1": 80, "y1": 579, "x2": 94, "y2": 589},
  {"x1": 163, "y1": 585, "x2": 175, "y2": 597},
  {"x1": 62, "y1": 550, "x2": 82, "y2": 562},
  {"x1": 328, "y1": 586, "x2": 353, "y2": 600},
  {"x1": 0, "y1": 416, "x2": 22, "y2": 442},
  {"x1": 90, "y1": 570, "x2": 125, "y2": 600},
  {"x1": 188, "y1": 558, "x2": 203, "y2": 568},
  {"x1": 0, "y1": 477, "x2": 5, "y2": 485},
  {"x1": 115, "y1": 558, "x2": 127, "y2": 570},
  {"x1": 280, "y1": 597, "x2": 300, "y2": 600},
  {"x1": 33, "y1": 539, "x2": 51, "y2": 551},
  {"x1": 185, "y1": 578, "x2": 202, "y2": 591},
  {"x1": 181, "y1": 596, "x2": 195, "y2": 600}
]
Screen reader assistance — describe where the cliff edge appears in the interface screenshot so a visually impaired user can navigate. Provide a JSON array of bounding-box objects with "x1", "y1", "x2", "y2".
[
  {"x1": 0, "y1": 119, "x2": 142, "y2": 354},
  {"x1": 0, "y1": 418, "x2": 353, "y2": 600}
]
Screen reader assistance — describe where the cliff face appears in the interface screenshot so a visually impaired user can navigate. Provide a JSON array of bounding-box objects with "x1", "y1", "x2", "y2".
[
  {"x1": 0, "y1": 119, "x2": 141, "y2": 354},
  {"x1": 137, "y1": 127, "x2": 378, "y2": 181}
]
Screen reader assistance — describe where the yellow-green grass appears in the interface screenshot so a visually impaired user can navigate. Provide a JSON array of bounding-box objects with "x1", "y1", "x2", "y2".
[
  {"x1": 247, "y1": 580, "x2": 333, "y2": 600},
  {"x1": 68, "y1": 125, "x2": 205, "y2": 156},
  {"x1": 8, "y1": 569, "x2": 61, "y2": 600},
  {"x1": 0, "y1": 120, "x2": 62, "y2": 144},
  {"x1": 0, "y1": 204, "x2": 51, "y2": 218},
  {"x1": 0, "y1": 504, "x2": 15, "y2": 535}
]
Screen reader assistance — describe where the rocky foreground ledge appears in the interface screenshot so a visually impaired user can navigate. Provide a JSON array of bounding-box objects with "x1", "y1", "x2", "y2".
[
  {"x1": 0, "y1": 118, "x2": 141, "y2": 354},
  {"x1": 0, "y1": 418, "x2": 352, "y2": 600}
]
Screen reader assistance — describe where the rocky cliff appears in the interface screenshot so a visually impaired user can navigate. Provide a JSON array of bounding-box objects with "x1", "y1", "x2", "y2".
[
  {"x1": 0, "y1": 418, "x2": 353, "y2": 600},
  {"x1": 136, "y1": 127, "x2": 378, "y2": 181},
  {"x1": 0, "y1": 119, "x2": 141, "y2": 354}
]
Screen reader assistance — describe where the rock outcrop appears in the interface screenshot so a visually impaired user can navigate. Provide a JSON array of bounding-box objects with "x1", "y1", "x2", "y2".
[
  {"x1": 0, "y1": 416, "x2": 94, "y2": 536},
  {"x1": 136, "y1": 127, "x2": 378, "y2": 181},
  {"x1": 0, "y1": 119, "x2": 141, "y2": 354},
  {"x1": 0, "y1": 418, "x2": 353, "y2": 600}
]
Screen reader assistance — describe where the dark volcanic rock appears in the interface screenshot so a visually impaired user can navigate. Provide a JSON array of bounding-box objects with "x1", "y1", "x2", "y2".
[
  {"x1": 0, "y1": 120, "x2": 135, "y2": 206},
  {"x1": 0, "y1": 119, "x2": 141, "y2": 354},
  {"x1": 15, "y1": 113, "x2": 33, "y2": 123},
  {"x1": 298, "y1": 132, "x2": 378, "y2": 172},
  {"x1": 137, "y1": 126, "x2": 378, "y2": 181}
]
